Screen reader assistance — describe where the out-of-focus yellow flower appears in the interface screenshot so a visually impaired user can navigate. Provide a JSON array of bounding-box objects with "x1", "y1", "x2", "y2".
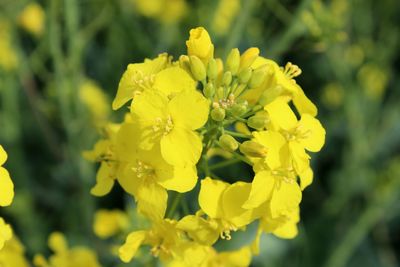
[
  {"x1": 131, "y1": 0, "x2": 187, "y2": 24},
  {"x1": 18, "y1": 2, "x2": 45, "y2": 36},
  {"x1": 186, "y1": 27, "x2": 214, "y2": 64},
  {"x1": 0, "y1": 21, "x2": 18, "y2": 71},
  {"x1": 358, "y1": 63, "x2": 388, "y2": 100},
  {"x1": 34, "y1": 232, "x2": 102, "y2": 267},
  {"x1": 93, "y1": 209, "x2": 129, "y2": 239},
  {"x1": 0, "y1": 236, "x2": 30, "y2": 267},
  {"x1": 79, "y1": 79, "x2": 110, "y2": 126},
  {"x1": 211, "y1": 0, "x2": 240, "y2": 36},
  {"x1": 321, "y1": 83, "x2": 344, "y2": 109},
  {"x1": 0, "y1": 218, "x2": 12, "y2": 250}
]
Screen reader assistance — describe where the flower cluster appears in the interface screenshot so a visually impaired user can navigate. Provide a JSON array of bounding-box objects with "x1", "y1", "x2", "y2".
[{"x1": 86, "y1": 27, "x2": 325, "y2": 266}]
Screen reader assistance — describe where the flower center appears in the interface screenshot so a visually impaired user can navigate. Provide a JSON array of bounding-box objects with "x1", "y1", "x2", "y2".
[
  {"x1": 132, "y1": 160, "x2": 155, "y2": 179},
  {"x1": 152, "y1": 116, "x2": 174, "y2": 136},
  {"x1": 131, "y1": 70, "x2": 155, "y2": 95}
]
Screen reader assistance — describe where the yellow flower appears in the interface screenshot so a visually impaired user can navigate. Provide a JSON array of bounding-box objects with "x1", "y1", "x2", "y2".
[
  {"x1": 116, "y1": 126, "x2": 198, "y2": 220},
  {"x1": 119, "y1": 219, "x2": 184, "y2": 263},
  {"x1": 112, "y1": 53, "x2": 170, "y2": 110},
  {"x1": 93, "y1": 209, "x2": 129, "y2": 239},
  {"x1": 198, "y1": 178, "x2": 264, "y2": 239},
  {"x1": 0, "y1": 145, "x2": 13, "y2": 207},
  {"x1": 186, "y1": 27, "x2": 214, "y2": 63},
  {"x1": 83, "y1": 124, "x2": 121, "y2": 197},
  {"x1": 0, "y1": 218, "x2": 12, "y2": 250},
  {"x1": 0, "y1": 21, "x2": 18, "y2": 71},
  {"x1": 18, "y1": 3, "x2": 45, "y2": 36},
  {"x1": 211, "y1": 0, "x2": 240, "y2": 37},
  {"x1": 0, "y1": 235, "x2": 29, "y2": 267},
  {"x1": 130, "y1": 89, "x2": 209, "y2": 166},
  {"x1": 79, "y1": 79, "x2": 110, "y2": 126},
  {"x1": 34, "y1": 232, "x2": 102, "y2": 267},
  {"x1": 265, "y1": 99, "x2": 325, "y2": 173},
  {"x1": 242, "y1": 57, "x2": 317, "y2": 116}
]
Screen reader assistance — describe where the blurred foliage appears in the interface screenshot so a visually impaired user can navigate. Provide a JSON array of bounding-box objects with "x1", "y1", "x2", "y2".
[{"x1": 0, "y1": 0, "x2": 399, "y2": 266}]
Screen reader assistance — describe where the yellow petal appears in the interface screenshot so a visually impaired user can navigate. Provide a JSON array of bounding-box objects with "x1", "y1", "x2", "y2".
[
  {"x1": 222, "y1": 182, "x2": 257, "y2": 227},
  {"x1": 176, "y1": 215, "x2": 219, "y2": 245},
  {"x1": 270, "y1": 181, "x2": 301, "y2": 218},
  {"x1": 0, "y1": 217, "x2": 12, "y2": 250},
  {"x1": 119, "y1": 230, "x2": 146, "y2": 263},
  {"x1": 48, "y1": 232, "x2": 68, "y2": 253},
  {"x1": 218, "y1": 246, "x2": 252, "y2": 267},
  {"x1": 265, "y1": 99, "x2": 297, "y2": 131},
  {"x1": 292, "y1": 88, "x2": 317, "y2": 116},
  {"x1": 90, "y1": 163, "x2": 115, "y2": 196},
  {"x1": 252, "y1": 131, "x2": 286, "y2": 170},
  {"x1": 0, "y1": 145, "x2": 7, "y2": 166},
  {"x1": 199, "y1": 177, "x2": 228, "y2": 218},
  {"x1": 299, "y1": 167, "x2": 313, "y2": 190},
  {"x1": 157, "y1": 165, "x2": 198, "y2": 193},
  {"x1": 289, "y1": 142, "x2": 310, "y2": 174},
  {"x1": 136, "y1": 181, "x2": 167, "y2": 221},
  {"x1": 0, "y1": 167, "x2": 14, "y2": 207},
  {"x1": 161, "y1": 127, "x2": 203, "y2": 166},
  {"x1": 298, "y1": 114, "x2": 326, "y2": 152},
  {"x1": 153, "y1": 66, "x2": 196, "y2": 97},
  {"x1": 242, "y1": 171, "x2": 274, "y2": 209},
  {"x1": 168, "y1": 90, "x2": 209, "y2": 130}
]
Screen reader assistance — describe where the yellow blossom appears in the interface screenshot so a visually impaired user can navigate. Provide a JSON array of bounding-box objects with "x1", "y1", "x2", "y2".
[
  {"x1": 0, "y1": 235, "x2": 29, "y2": 267},
  {"x1": 18, "y1": 3, "x2": 45, "y2": 36},
  {"x1": 93, "y1": 209, "x2": 129, "y2": 239},
  {"x1": 79, "y1": 79, "x2": 110, "y2": 126},
  {"x1": 0, "y1": 218, "x2": 12, "y2": 250},
  {"x1": 0, "y1": 145, "x2": 14, "y2": 207},
  {"x1": 130, "y1": 89, "x2": 209, "y2": 166},
  {"x1": 34, "y1": 232, "x2": 102, "y2": 267}
]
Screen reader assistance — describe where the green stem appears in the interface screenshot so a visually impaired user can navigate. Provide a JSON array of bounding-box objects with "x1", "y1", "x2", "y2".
[
  {"x1": 224, "y1": 130, "x2": 252, "y2": 139},
  {"x1": 167, "y1": 193, "x2": 183, "y2": 219},
  {"x1": 232, "y1": 151, "x2": 253, "y2": 165},
  {"x1": 209, "y1": 158, "x2": 240, "y2": 170}
]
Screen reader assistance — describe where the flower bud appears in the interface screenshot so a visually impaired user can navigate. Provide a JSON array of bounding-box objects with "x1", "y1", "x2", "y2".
[
  {"x1": 203, "y1": 83, "x2": 215, "y2": 98},
  {"x1": 238, "y1": 67, "x2": 252, "y2": 84},
  {"x1": 226, "y1": 48, "x2": 240, "y2": 75},
  {"x1": 190, "y1": 56, "x2": 207, "y2": 81},
  {"x1": 248, "y1": 65, "x2": 267, "y2": 88},
  {"x1": 207, "y1": 58, "x2": 218, "y2": 80},
  {"x1": 179, "y1": 55, "x2": 191, "y2": 73},
  {"x1": 239, "y1": 47, "x2": 259, "y2": 71},
  {"x1": 186, "y1": 27, "x2": 214, "y2": 63},
  {"x1": 222, "y1": 71, "x2": 232, "y2": 86},
  {"x1": 219, "y1": 134, "x2": 239, "y2": 152},
  {"x1": 211, "y1": 107, "x2": 225, "y2": 121},
  {"x1": 239, "y1": 141, "x2": 267, "y2": 158},
  {"x1": 216, "y1": 86, "x2": 224, "y2": 100},
  {"x1": 247, "y1": 115, "x2": 269, "y2": 130},
  {"x1": 230, "y1": 103, "x2": 247, "y2": 117}
]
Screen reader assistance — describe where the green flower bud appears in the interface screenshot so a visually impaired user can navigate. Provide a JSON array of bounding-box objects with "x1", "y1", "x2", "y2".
[
  {"x1": 207, "y1": 58, "x2": 218, "y2": 80},
  {"x1": 258, "y1": 90, "x2": 270, "y2": 106},
  {"x1": 203, "y1": 83, "x2": 215, "y2": 98},
  {"x1": 230, "y1": 102, "x2": 247, "y2": 117},
  {"x1": 222, "y1": 71, "x2": 232, "y2": 86},
  {"x1": 239, "y1": 47, "x2": 259, "y2": 71},
  {"x1": 211, "y1": 107, "x2": 226, "y2": 121},
  {"x1": 226, "y1": 48, "x2": 240, "y2": 75},
  {"x1": 190, "y1": 55, "x2": 206, "y2": 81},
  {"x1": 179, "y1": 55, "x2": 191, "y2": 73},
  {"x1": 247, "y1": 115, "x2": 269, "y2": 130},
  {"x1": 216, "y1": 86, "x2": 224, "y2": 99},
  {"x1": 248, "y1": 65, "x2": 267, "y2": 88},
  {"x1": 238, "y1": 67, "x2": 252, "y2": 84},
  {"x1": 219, "y1": 134, "x2": 239, "y2": 152},
  {"x1": 239, "y1": 141, "x2": 267, "y2": 158}
]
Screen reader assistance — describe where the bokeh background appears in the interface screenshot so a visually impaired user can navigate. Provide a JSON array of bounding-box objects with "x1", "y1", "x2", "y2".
[{"x1": 0, "y1": 0, "x2": 400, "y2": 266}]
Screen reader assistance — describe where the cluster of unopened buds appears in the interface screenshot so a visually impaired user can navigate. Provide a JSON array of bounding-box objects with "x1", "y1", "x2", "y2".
[{"x1": 85, "y1": 26, "x2": 326, "y2": 266}]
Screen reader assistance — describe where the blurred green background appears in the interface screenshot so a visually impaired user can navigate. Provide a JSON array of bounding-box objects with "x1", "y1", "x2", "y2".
[{"x1": 0, "y1": 0, "x2": 400, "y2": 266}]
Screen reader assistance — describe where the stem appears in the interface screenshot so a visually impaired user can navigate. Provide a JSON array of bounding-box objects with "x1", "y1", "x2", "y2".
[
  {"x1": 209, "y1": 158, "x2": 241, "y2": 170},
  {"x1": 224, "y1": 130, "x2": 252, "y2": 139},
  {"x1": 167, "y1": 193, "x2": 182, "y2": 219}
]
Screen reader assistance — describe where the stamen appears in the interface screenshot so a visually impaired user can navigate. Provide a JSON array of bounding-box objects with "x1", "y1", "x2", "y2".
[{"x1": 282, "y1": 62, "x2": 302, "y2": 79}]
